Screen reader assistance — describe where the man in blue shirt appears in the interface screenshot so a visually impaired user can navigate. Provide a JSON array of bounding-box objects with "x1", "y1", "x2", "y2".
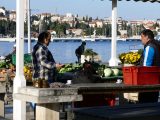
[{"x1": 139, "y1": 29, "x2": 160, "y2": 103}]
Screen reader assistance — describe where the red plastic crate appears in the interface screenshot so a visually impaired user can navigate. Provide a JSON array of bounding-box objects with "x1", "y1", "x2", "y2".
[{"x1": 122, "y1": 66, "x2": 160, "y2": 85}]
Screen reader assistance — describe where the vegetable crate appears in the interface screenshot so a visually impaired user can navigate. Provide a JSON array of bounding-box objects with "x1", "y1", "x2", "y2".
[
  {"x1": 12, "y1": 53, "x2": 32, "y2": 65},
  {"x1": 122, "y1": 66, "x2": 160, "y2": 85}
]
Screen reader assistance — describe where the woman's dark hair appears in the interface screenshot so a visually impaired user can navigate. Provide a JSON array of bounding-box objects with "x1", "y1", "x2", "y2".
[
  {"x1": 38, "y1": 31, "x2": 51, "y2": 43},
  {"x1": 141, "y1": 29, "x2": 154, "y2": 40}
]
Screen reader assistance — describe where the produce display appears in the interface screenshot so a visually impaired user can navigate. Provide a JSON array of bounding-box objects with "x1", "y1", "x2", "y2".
[
  {"x1": 23, "y1": 64, "x2": 32, "y2": 81},
  {"x1": 0, "y1": 58, "x2": 33, "y2": 81},
  {"x1": 119, "y1": 51, "x2": 141, "y2": 65},
  {"x1": 0, "y1": 56, "x2": 123, "y2": 82},
  {"x1": 58, "y1": 63, "x2": 83, "y2": 73},
  {"x1": 0, "y1": 61, "x2": 15, "y2": 81},
  {"x1": 0, "y1": 61, "x2": 8, "y2": 68},
  {"x1": 98, "y1": 66, "x2": 122, "y2": 77}
]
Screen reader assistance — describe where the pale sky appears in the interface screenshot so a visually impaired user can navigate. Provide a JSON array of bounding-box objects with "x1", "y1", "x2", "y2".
[{"x1": 1, "y1": 0, "x2": 160, "y2": 20}]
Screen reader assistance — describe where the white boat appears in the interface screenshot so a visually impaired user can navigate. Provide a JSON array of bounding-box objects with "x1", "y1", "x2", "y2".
[{"x1": 117, "y1": 37, "x2": 126, "y2": 41}]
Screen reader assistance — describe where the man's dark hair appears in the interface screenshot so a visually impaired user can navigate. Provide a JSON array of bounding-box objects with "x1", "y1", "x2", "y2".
[
  {"x1": 141, "y1": 29, "x2": 154, "y2": 40},
  {"x1": 82, "y1": 41, "x2": 86, "y2": 45},
  {"x1": 38, "y1": 31, "x2": 51, "y2": 43}
]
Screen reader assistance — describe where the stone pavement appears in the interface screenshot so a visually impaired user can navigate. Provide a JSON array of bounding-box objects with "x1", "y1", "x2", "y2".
[{"x1": 2, "y1": 103, "x2": 34, "y2": 120}]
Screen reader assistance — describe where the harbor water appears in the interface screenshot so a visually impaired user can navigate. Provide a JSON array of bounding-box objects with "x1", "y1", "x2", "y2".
[{"x1": 0, "y1": 40, "x2": 143, "y2": 64}]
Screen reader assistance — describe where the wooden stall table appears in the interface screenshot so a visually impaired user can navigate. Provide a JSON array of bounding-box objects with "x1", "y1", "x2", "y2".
[
  {"x1": 71, "y1": 83, "x2": 160, "y2": 120},
  {"x1": 14, "y1": 83, "x2": 160, "y2": 120},
  {"x1": 71, "y1": 83, "x2": 160, "y2": 94},
  {"x1": 14, "y1": 87, "x2": 82, "y2": 120},
  {"x1": 72, "y1": 83, "x2": 160, "y2": 105}
]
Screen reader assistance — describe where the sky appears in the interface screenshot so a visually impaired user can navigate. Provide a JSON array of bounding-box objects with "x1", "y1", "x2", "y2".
[{"x1": 1, "y1": 0, "x2": 160, "y2": 20}]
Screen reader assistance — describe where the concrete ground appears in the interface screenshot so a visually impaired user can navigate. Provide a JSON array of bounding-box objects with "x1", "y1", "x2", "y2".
[
  {"x1": 2, "y1": 95, "x2": 160, "y2": 120},
  {"x1": 2, "y1": 103, "x2": 34, "y2": 120}
]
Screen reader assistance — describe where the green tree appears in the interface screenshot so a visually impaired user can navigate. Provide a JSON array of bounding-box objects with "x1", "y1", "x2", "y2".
[
  {"x1": 96, "y1": 27, "x2": 103, "y2": 35},
  {"x1": 127, "y1": 25, "x2": 132, "y2": 37},
  {"x1": 0, "y1": 20, "x2": 7, "y2": 35},
  {"x1": 24, "y1": 22, "x2": 28, "y2": 37},
  {"x1": 89, "y1": 17, "x2": 92, "y2": 22},
  {"x1": 105, "y1": 23, "x2": 111, "y2": 37},
  {"x1": 31, "y1": 15, "x2": 39, "y2": 24},
  {"x1": 0, "y1": 13, "x2": 4, "y2": 17}
]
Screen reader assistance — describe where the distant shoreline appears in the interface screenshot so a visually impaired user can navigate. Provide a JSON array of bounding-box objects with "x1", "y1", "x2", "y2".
[
  {"x1": 0, "y1": 38, "x2": 16, "y2": 42},
  {"x1": 0, "y1": 37, "x2": 141, "y2": 42}
]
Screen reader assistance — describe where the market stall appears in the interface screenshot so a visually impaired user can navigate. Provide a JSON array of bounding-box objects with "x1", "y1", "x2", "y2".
[{"x1": 14, "y1": 83, "x2": 160, "y2": 120}]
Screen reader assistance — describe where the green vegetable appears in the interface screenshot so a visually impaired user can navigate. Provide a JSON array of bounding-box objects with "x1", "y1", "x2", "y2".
[
  {"x1": 104, "y1": 68, "x2": 113, "y2": 77},
  {"x1": 58, "y1": 63, "x2": 83, "y2": 73},
  {"x1": 83, "y1": 49, "x2": 98, "y2": 56},
  {"x1": 119, "y1": 70, "x2": 123, "y2": 76},
  {"x1": 0, "y1": 61, "x2": 7, "y2": 68},
  {"x1": 112, "y1": 68, "x2": 119, "y2": 76}
]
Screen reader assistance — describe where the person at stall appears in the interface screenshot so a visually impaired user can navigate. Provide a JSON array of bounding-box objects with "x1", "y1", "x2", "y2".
[
  {"x1": 138, "y1": 29, "x2": 160, "y2": 103},
  {"x1": 75, "y1": 41, "x2": 86, "y2": 63},
  {"x1": 32, "y1": 31, "x2": 63, "y2": 88}
]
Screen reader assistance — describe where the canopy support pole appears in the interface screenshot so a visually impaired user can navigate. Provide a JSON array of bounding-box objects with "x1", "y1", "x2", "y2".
[
  {"x1": 109, "y1": 0, "x2": 118, "y2": 66},
  {"x1": 27, "y1": 0, "x2": 31, "y2": 53},
  {"x1": 13, "y1": 0, "x2": 26, "y2": 119}
]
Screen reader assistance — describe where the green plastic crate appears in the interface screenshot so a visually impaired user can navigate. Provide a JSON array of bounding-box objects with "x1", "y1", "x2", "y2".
[{"x1": 12, "y1": 53, "x2": 32, "y2": 65}]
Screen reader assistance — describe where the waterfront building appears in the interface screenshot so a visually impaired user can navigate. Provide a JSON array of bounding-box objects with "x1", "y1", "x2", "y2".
[
  {"x1": 51, "y1": 15, "x2": 61, "y2": 22},
  {"x1": 9, "y1": 10, "x2": 16, "y2": 22},
  {"x1": 95, "y1": 20, "x2": 103, "y2": 28},
  {"x1": 0, "y1": 16, "x2": 7, "y2": 21}
]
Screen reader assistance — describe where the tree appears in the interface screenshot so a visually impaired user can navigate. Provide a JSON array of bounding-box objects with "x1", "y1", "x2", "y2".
[
  {"x1": 75, "y1": 21, "x2": 80, "y2": 29},
  {"x1": 0, "y1": 20, "x2": 8, "y2": 35},
  {"x1": 85, "y1": 15, "x2": 89, "y2": 22},
  {"x1": 127, "y1": 25, "x2": 132, "y2": 37},
  {"x1": 39, "y1": 19, "x2": 47, "y2": 33},
  {"x1": 8, "y1": 20, "x2": 16, "y2": 37},
  {"x1": 96, "y1": 27, "x2": 102, "y2": 35},
  {"x1": 31, "y1": 15, "x2": 39, "y2": 24},
  {"x1": 0, "y1": 13, "x2": 4, "y2": 17},
  {"x1": 61, "y1": 22, "x2": 70, "y2": 35},
  {"x1": 76, "y1": 14, "x2": 78, "y2": 18},
  {"x1": 89, "y1": 17, "x2": 92, "y2": 22},
  {"x1": 153, "y1": 22, "x2": 159, "y2": 29},
  {"x1": 24, "y1": 22, "x2": 28, "y2": 37},
  {"x1": 153, "y1": 31, "x2": 158, "y2": 36},
  {"x1": 105, "y1": 23, "x2": 111, "y2": 37}
]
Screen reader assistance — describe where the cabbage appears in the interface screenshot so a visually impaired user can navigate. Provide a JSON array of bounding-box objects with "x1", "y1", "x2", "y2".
[
  {"x1": 104, "y1": 68, "x2": 113, "y2": 77},
  {"x1": 112, "y1": 68, "x2": 119, "y2": 76}
]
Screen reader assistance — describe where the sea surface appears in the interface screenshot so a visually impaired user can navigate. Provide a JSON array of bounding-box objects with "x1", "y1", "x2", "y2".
[{"x1": 0, "y1": 40, "x2": 143, "y2": 64}]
